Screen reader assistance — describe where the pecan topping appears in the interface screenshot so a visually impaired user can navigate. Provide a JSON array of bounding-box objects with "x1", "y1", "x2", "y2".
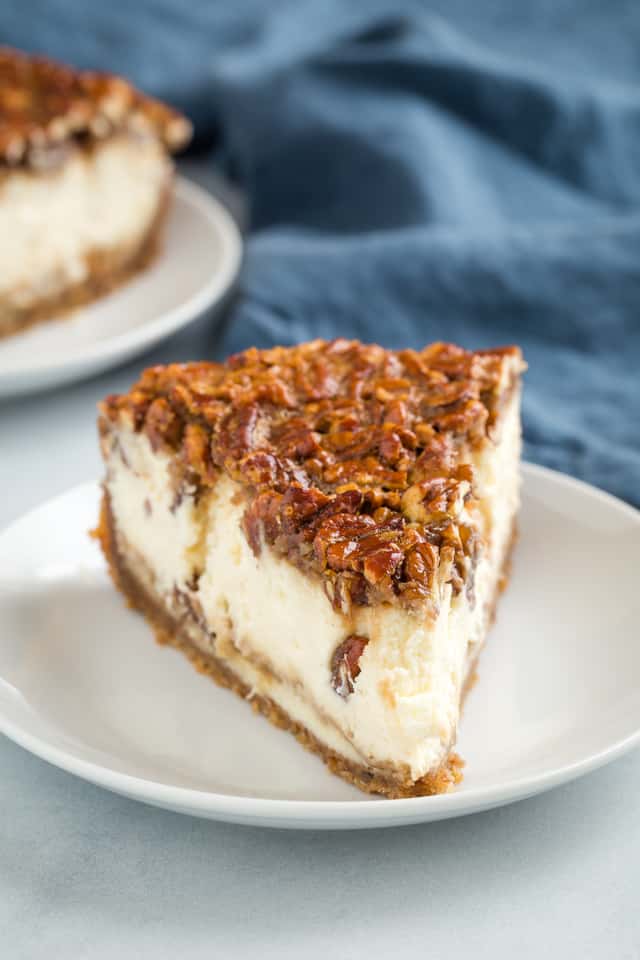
[
  {"x1": 330, "y1": 635, "x2": 369, "y2": 697},
  {"x1": 145, "y1": 397, "x2": 183, "y2": 452},
  {"x1": 101, "y1": 339, "x2": 525, "y2": 614},
  {"x1": 0, "y1": 47, "x2": 191, "y2": 168}
]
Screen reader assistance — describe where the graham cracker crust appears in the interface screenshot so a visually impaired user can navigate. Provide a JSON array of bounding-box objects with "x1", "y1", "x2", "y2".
[
  {"x1": 0, "y1": 180, "x2": 172, "y2": 341},
  {"x1": 94, "y1": 490, "x2": 515, "y2": 799}
]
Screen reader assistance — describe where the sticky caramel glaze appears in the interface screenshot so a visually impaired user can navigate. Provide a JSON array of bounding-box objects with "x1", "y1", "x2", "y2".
[
  {"x1": 0, "y1": 46, "x2": 191, "y2": 167},
  {"x1": 101, "y1": 340, "x2": 525, "y2": 617}
]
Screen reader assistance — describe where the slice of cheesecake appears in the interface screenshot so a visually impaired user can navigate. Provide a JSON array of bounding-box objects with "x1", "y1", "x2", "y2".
[
  {"x1": 0, "y1": 47, "x2": 192, "y2": 340},
  {"x1": 96, "y1": 339, "x2": 525, "y2": 798}
]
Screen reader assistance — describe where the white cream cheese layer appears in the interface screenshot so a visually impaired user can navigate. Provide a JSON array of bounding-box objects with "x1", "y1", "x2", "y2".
[
  {"x1": 105, "y1": 391, "x2": 521, "y2": 781},
  {"x1": 0, "y1": 134, "x2": 170, "y2": 307}
]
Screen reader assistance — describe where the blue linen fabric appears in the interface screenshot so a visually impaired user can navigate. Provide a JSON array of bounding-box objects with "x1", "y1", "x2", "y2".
[{"x1": 3, "y1": 0, "x2": 639, "y2": 503}]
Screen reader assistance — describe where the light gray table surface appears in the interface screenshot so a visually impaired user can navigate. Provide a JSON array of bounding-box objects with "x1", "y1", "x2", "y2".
[{"x1": 1, "y1": 174, "x2": 639, "y2": 960}]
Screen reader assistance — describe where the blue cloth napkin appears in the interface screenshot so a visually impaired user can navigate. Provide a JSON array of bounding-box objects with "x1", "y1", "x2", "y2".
[{"x1": 4, "y1": 0, "x2": 639, "y2": 504}]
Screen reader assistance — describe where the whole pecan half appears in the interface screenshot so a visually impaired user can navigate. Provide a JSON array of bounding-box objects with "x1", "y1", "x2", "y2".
[{"x1": 330, "y1": 634, "x2": 369, "y2": 698}]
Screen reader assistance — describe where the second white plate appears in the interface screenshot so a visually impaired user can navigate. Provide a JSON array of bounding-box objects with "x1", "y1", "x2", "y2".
[
  {"x1": 0, "y1": 177, "x2": 242, "y2": 397},
  {"x1": 0, "y1": 464, "x2": 639, "y2": 829}
]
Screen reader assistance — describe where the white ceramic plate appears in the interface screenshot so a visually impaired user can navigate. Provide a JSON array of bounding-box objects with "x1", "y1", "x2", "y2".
[
  {"x1": 0, "y1": 464, "x2": 638, "y2": 829},
  {"x1": 0, "y1": 177, "x2": 242, "y2": 398}
]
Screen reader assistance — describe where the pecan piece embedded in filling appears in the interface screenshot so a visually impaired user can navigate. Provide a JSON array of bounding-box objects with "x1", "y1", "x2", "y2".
[{"x1": 330, "y1": 634, "x2": 369, "y2": 698}]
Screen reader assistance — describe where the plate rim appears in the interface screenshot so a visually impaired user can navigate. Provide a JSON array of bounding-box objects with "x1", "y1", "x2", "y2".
[
  {"x1": 0, "y1": 177, "x2": 243, "y2": 387},
  {"x1": 1, "y1": 462, "x2": 639, "y2": 829}
]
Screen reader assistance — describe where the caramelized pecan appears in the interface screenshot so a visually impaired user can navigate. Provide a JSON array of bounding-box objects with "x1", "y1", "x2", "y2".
[
  {"x1": 181, "y1": 423, "x2": 217, "y2": 484},
  {"x1": 145, "y1": 397, "x2": 183, "y2": 452},
  {"x1": 330, "y1": 635, "x2": 369, "y2": 697}
]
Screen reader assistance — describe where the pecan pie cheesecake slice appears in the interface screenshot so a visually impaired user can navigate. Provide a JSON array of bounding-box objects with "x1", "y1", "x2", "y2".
[
  {"x1": 0, "y1": 47, "x2": 192, "y2": 339},
  {"x1": 96, "y1": 339, "x2": 525, "y2": 798}
]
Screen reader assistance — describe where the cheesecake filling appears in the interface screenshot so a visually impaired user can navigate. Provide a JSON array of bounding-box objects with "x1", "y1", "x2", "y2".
[
  {"x1": 104, "y1": 391, "x2": 521, "y2": 783},
  {"x1": 0, "y1": 133, "x2": 171, "y2": 310}
]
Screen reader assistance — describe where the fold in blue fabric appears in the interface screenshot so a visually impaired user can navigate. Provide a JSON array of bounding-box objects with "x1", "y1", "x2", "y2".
[{"x1": 4, "y1": 1, "x2": 639, "y2": 503}]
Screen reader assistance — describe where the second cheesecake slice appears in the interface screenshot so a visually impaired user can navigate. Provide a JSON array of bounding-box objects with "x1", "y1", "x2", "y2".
[{"x1": 0, "y1": 47, "x2": 192, "y2": 339}]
